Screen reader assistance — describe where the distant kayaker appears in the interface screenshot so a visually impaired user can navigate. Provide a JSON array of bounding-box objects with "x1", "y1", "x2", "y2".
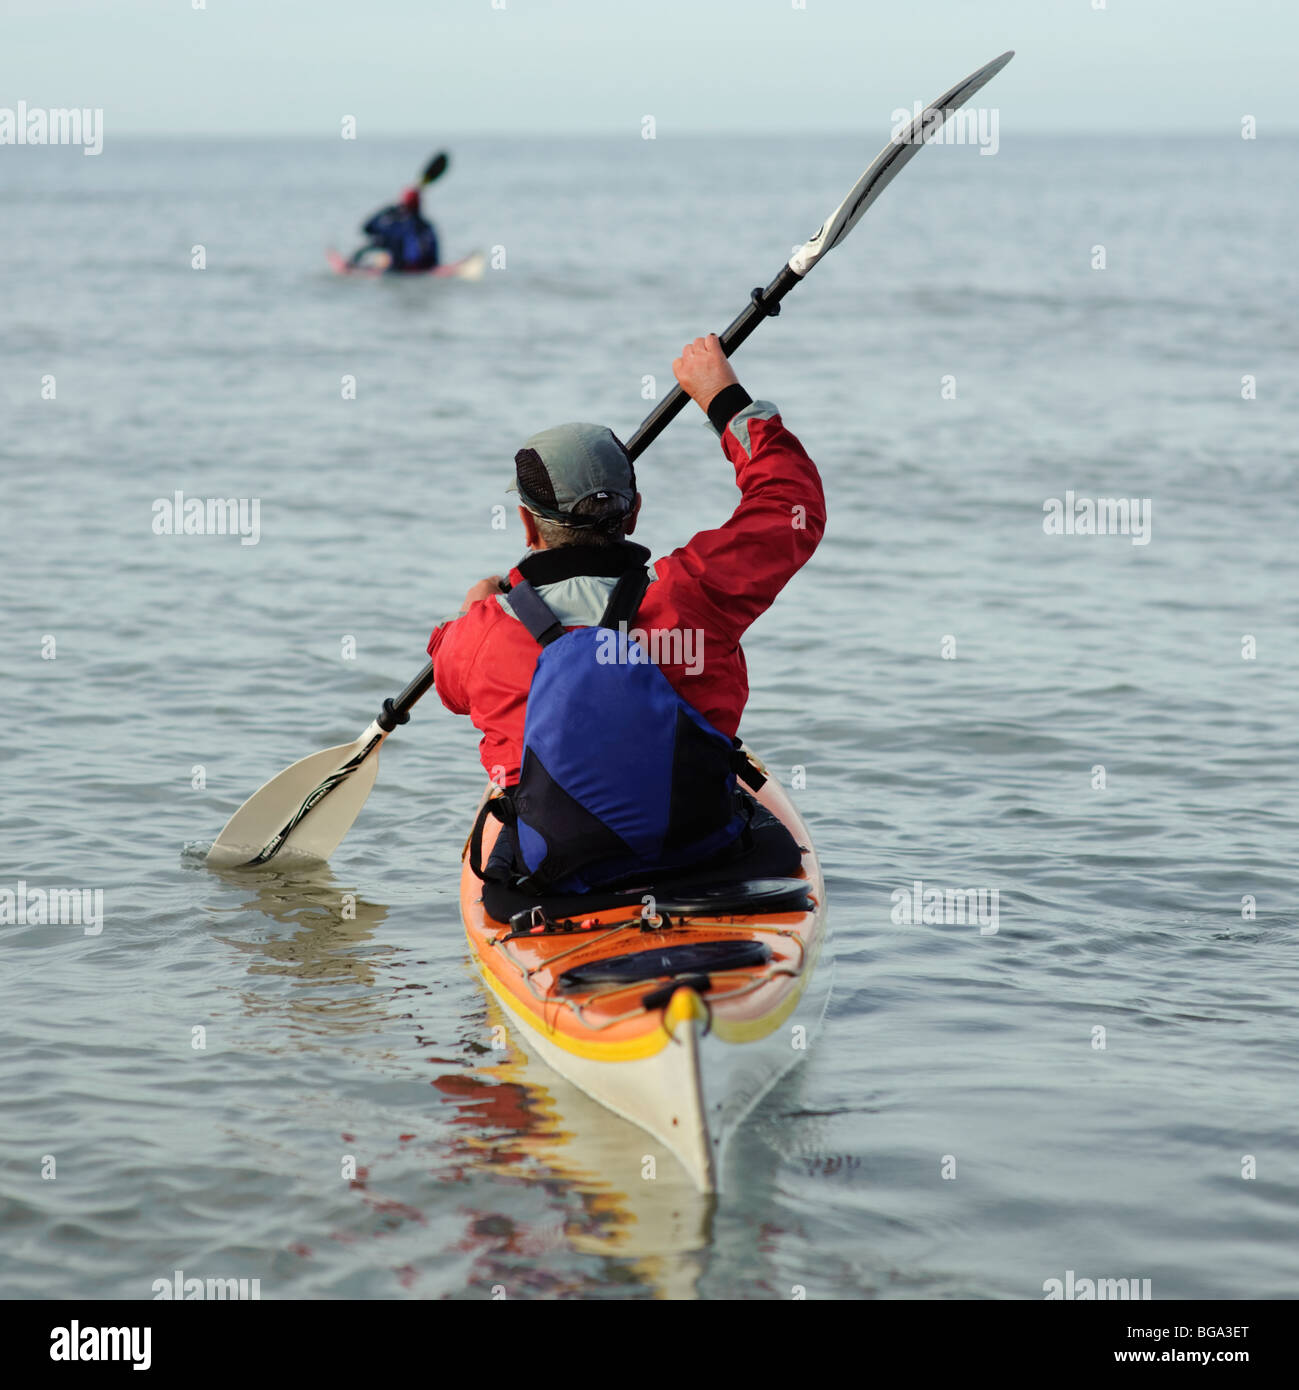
[
  {"x1": 353, "y1": 186, "x2": 439, "y2": 271},
  {"x1": 430, "y1": 333, "x2": 825, "y2": 895}
]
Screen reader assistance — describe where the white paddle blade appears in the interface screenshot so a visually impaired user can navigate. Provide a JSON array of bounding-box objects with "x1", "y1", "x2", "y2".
[
  {"x1": 206, "y1": 723, "x2": 387, "y2": 869},
  {"x1": 789, "y1": 49, "x2": 1015, "y2": 276}
]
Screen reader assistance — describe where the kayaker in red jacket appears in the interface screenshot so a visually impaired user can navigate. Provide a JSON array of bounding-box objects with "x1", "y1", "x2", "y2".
[
  {"x1": 429, "y1": 334, "x2": 824, "y2": 892},
  {"x1": 430, "y1": 333, "x2": 824, "y2": 775}
]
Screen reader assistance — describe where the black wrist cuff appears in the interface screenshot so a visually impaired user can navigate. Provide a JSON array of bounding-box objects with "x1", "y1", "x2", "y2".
[{"x1": 706, "y1": 384, "x2": 752, "y2": 434}]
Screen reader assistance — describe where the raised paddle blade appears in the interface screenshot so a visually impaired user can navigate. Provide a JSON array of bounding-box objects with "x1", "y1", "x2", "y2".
[
  {"x1": 789, "y1": 49, "x2": 1014, "y2": 276},
  {"x1": 421, "y1": 151, "x2": 449, "y2": 185},
  {"x1": 206, "y1": 722, "x2": 387, "y2": 869},
  {"x1": 623, "y1": 50, "x2": 1015, "y2": 462}
]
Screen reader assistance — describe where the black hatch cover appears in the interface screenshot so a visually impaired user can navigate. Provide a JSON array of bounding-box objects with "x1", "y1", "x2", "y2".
[{"x1": 557, "y1": 939, "x2": 772, "y2": 993}]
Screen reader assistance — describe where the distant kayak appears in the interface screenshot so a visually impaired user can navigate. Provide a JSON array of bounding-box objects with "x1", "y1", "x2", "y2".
[{"x1": 326, "y1": 248, "x2": 486, "y2": 281}]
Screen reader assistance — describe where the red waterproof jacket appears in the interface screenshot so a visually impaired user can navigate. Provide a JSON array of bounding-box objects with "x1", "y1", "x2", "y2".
[{"x1": 428, "y1": 400, "x2": 825, "y2": 784}]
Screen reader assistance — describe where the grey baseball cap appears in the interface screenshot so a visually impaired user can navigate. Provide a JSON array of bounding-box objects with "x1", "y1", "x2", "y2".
[{"x1": 510, "y1": 423, "x2": 637, "y2": 525}]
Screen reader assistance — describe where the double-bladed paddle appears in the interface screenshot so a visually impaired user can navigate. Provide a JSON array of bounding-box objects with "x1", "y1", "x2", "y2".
[{"x1": 206, "y1": 50, "x2": 1015, "y2": 869}]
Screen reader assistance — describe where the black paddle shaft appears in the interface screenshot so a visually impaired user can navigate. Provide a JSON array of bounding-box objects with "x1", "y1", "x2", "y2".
[
  {"x1": 378, "y1": 660, "x2": 437, "y2": 730},
  {"x1": 379, "y1": 261, "x2": 804, "y2": 729},
  {"x1": 624, "y1": 262, "x2": 802, "y2": 462}
]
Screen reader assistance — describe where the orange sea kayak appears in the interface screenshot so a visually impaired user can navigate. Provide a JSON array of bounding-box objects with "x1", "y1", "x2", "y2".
[{"x1": 460, "y1": 753, "x2": 831, "y2": 1192}]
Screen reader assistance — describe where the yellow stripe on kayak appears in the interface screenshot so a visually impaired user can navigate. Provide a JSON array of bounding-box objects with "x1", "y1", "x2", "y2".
[
  {"x1": 476, "y1": 938, "x2": 821, "y2": 1060},
  {"x1": 475, "y1": 957, "x2": 675, "y2": 1063}
]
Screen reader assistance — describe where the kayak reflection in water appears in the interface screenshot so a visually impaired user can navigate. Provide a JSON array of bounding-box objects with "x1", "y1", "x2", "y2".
[
  {"x1": 351, "y1": 185, "x2": 439, "y2": 272},
  {"x1": 428, "y1": 333, "x2": 826, "y2": 895}
]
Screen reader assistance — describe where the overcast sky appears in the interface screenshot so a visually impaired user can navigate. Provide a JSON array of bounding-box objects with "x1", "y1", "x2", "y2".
[{"x1": 2, "y1": 0, "x2": 1294, "y2": 136}]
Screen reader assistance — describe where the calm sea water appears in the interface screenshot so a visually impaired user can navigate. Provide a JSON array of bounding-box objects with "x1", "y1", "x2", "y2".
[{"x1": 2, "y1": 132, "x2": 1297, "y2": 1300}]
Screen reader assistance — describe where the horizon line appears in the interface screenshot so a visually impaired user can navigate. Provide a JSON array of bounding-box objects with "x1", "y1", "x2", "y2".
[{"x1": 42, "y1": 127, "x2": 1298, "y2": 141}]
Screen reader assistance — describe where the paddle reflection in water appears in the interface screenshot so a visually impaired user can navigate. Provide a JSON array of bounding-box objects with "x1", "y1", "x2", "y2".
[{"x1": 203, "y1": 852, "x2": 393, "y2": 1038}]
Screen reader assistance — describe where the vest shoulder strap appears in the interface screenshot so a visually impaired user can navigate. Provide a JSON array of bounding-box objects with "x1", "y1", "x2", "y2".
[
  {"x1": 598, "y1": 566, "x2": 651, "y2": 630},
  {"x1": 503, "y1": 579, "x2": 565, "y2": 647},
  {"x1": 507, "y1": 565, "x2": 651, "y2": 648}
]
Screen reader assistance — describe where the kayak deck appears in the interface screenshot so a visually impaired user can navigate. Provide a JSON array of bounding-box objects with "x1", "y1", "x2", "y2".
[
  {"x1": 326, "y1": 248, "x2": 486, "y2": 280},
  {"x1": 460, "y1": 762, "x2": 829, "y2": 1191}
]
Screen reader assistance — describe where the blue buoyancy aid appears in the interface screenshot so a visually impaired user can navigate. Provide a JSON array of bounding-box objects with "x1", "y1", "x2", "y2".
[
  {"x1": 361, "y1": 207, "x2": 439, "y2": 270},
  {"x1": 501, "y1": 566, "x2": 753, "y2": 894}
]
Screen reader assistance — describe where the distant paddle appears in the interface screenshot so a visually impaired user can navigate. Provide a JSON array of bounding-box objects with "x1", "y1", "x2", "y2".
[
  {"x1": 208, "y1": 51, "x2": 1014, "y2": 869},
  {"x1": 420, "y1": 151, "x2": 449, "y2": 186}
]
